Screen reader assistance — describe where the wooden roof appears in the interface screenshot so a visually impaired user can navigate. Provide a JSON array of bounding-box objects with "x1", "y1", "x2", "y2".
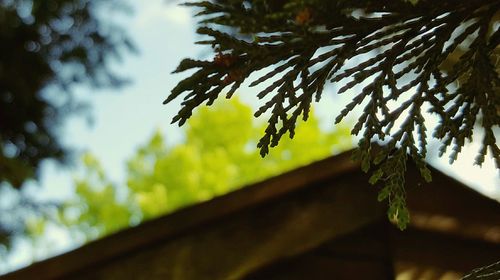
[{"x1": 2, "y1": 150, "x2": 499, "y2": 279}]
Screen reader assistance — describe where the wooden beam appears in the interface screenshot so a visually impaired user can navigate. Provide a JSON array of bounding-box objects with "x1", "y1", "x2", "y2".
[{"x1": 393, "y1": 227, "x2": 500, "y2": 273}]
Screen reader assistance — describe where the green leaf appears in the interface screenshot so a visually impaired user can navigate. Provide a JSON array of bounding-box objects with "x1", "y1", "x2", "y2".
[
  {"x1": 369, "y1": 169, "x2": 384, "y2": 185},
  {"x1": 395, "y1": 206, "x2": 410, "y2": 230},
  {"x1": 373, "y1": 150, "x2": 387, "y2": 165},
  {"x1": 377, "y1": 186, "x2": 391, "y2": 202},
  {"x1": 419, "y1": 166, "x2": 432, "y2": 183},
  {"x1": 361, "y1": 155, "x2": 371, "y2": 173}
]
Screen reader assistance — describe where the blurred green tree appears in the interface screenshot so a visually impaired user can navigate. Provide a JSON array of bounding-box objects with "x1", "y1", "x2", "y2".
[
  {"x1": 54, "y1": 97, "x2": 351, "y2": 240},
  {"x1": 57, "y1": 153, "x2": 132, "y2": 241}
]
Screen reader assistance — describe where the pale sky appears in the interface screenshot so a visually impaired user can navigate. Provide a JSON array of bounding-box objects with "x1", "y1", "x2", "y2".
[{"x1": 4, "y1": 0, "x2": 499, "y2": 273}]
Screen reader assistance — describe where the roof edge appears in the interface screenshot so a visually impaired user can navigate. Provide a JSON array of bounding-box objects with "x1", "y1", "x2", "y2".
[{"x1": 2, "y1": 151, "x2": 358, "y2": 279}]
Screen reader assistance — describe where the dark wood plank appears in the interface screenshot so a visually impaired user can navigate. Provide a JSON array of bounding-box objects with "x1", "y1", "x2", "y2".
[
  {"x1": 393, "y1": 227, "x2": 500, "y2": 273},
  {"x1": 245, "y1": 222, "x2": 395, "y2": 280}
]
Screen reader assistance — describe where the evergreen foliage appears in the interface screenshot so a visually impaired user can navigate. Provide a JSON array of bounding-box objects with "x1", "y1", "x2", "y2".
[{"x1": 165, "y1": 0, "x2": 500, "y2": 229}]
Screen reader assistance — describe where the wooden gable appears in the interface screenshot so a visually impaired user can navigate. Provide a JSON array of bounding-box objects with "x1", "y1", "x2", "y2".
[{"x1": 2, "y1": 151, "x2": 499, "y2": 280}]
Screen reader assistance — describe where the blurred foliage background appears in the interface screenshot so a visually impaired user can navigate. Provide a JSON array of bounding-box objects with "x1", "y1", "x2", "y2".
[
  {"x1": 17, "y1": 98, "x2": 352, "y2": 266},
  {"x1": 0, "y1": 0, "x2": 133, "y2": 188},
  {"x1": 0, "y1": 0, "x2": 134, "y2": 265}
]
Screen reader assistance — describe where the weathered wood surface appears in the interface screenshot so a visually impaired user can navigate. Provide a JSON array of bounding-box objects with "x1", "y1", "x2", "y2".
[
  {"x1": 244, "y1": 220, "x2": 500, "y2": 280},
  {"x1": 71, "y1": 172, "x2": 383, "y2": 279},
  {"x1": 393, "y1": 227, "x2": 500, "y2": 274},
  {"x1": 244, "y1": 222, "x2": 395, "y2": 280},
  {"x1": 2, "y1": 150, "x2": 499, "y2": 280},
  {"x1": 404, "y1": 162, "x2": 500, "y2": 243}
]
